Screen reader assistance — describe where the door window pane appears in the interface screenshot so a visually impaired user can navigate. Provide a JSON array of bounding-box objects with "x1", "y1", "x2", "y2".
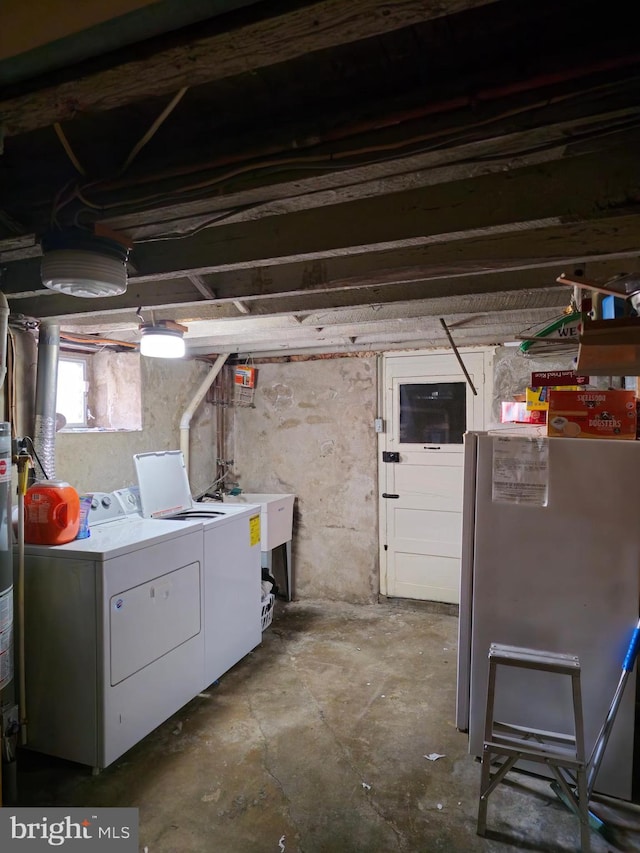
[{"x1": 399, "y1": 382, "x2": 466, "y2": 444}]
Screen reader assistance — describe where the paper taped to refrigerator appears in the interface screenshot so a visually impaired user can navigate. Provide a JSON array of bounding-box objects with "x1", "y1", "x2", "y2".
[{"x1": 491, "y1": 436, "x2": 549, "y2": 506}]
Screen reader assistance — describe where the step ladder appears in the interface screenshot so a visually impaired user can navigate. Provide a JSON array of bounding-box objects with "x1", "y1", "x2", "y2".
[{"x1": 477, "y1": 643, "x2": 591, "y2": 852}]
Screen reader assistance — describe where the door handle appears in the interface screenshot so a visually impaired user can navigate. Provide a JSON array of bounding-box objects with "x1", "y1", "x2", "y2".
[{"x1": 382, "y1": 493, "x2": 400, "y2": 499}]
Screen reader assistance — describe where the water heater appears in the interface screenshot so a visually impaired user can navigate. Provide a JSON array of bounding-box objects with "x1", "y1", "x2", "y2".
[{"x1": 0, "y1": 422, "x2": 13, "y2": 692}]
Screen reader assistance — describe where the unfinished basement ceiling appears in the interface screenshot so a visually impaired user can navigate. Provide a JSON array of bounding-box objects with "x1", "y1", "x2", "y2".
[{"x1": 1, "y1": 0, "x2": 640, "y2": 356}]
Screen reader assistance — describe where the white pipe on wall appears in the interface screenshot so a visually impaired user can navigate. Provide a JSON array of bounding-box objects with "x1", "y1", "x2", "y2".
[{"x1": 179, "y1": 354, "x2": 228, "y2": 480}]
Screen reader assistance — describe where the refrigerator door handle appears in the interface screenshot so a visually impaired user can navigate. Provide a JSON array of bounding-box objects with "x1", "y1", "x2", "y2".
[{"x1": 381, "y1": 493, "x2": 400, "y2": 499}]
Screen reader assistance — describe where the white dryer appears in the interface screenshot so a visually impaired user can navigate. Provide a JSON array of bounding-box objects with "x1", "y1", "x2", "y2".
[
  {"x1": 19, "y1": 492, "x2": 204, "y2": 770},
  {"x1": 134, "y1": 451, "x2": 262, "y2": 689}
]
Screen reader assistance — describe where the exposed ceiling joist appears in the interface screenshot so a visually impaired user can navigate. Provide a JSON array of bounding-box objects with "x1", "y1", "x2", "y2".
[
  {"x1": 6, "y1": 218, "x2": 639, "y2": 322},
  {"x1": 5, "y1": 108, "x2": 639, "y2": 263},
  {"x1": 90, "y1": 149, "x2": 640, "y2": 281},
  {"x1": 188, "y1": 305, "x2": 566, "y2": 356},
  {"x1": 0, "y1": 0, "x2": 499, "y2": 137},
  {"x1": 186, "y1": 289, "x2": 571, "y2": 346},
  {"x1": 100, "y1": 108, "x2": 640, "y2": 236},
  {"x1": 187, "y1": 274, "x2": 217, "y2": 299},
  {"x1": 4, "y1": 143, "x2": 637, "y2": 299}
]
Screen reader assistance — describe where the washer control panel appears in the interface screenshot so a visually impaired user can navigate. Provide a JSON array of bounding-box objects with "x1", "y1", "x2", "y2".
[
  {"x1": 88, "y1": 491, "x2": 127, "y2": 525},
  {"x1": 112, "y1": 486, "x2": 142, "y2": 516}
]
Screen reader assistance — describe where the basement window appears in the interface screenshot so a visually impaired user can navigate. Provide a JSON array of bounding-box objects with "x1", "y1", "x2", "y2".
[
  {"x1": 57, "y1": 357, "x2": 88, "y2": 427},
  {"x1": 56, "y1": 352, "x2": 142, "y2": 432}
]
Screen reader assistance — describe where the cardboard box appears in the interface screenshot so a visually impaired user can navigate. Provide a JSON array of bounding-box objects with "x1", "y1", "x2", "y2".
[
  {"x1": 577, "y1": 342, "x2": 640, "y2": 376},
  {"x1": 530, "y1": 371, "x2": 589, "y2": 386},
  {"x1": 547, "y1": 390, "x2": 637, "y2": 439},
  {"x1": 526, "y1": 385, "x2": 580, "y2": 411},
  {"x1": 234, "y1": 366, "x2": 257, "y2": 387}
]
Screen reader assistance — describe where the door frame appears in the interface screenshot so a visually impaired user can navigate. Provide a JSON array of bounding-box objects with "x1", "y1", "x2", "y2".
[{"x1": 378, "y1": 346, "x2": 495, "y2": 597}]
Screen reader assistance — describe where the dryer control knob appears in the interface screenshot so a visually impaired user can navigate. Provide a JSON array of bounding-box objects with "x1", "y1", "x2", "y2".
[{"x1": 101, "y1": 496, "x2": 112, "y2": 508}]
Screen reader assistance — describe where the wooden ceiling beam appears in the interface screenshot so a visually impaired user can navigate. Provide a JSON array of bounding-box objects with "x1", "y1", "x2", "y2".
[
  {"x1": 5, "y1": 108, "x2": 636, "y2": 252},
  {"x1": 99, "y1": 148, "x2": 640, "y2": 281},
  {"x1": 7, "y1": 233, "x2": 639, "y2": 322},
  {"x1": 54, "y1": 291, "x2": 568, "y2": 354},
  {"x1": 97, "y1": 114, "x2": 640, "y2": 236},
  {"x1": 4, "y1": 146, "x2": 639, "y2": 311},
  {"x1": 186, "y1": 305, "x2": 568, "y2": 355},
  {"x1": 4, "y1": 212, "x2": 640, "y2": 317},
  {"x1": 0, "y1": 0, "x2": 498, "y2": 138},
  {"x1": 187, "y1": 274, "x2": 217, "y2": 299}
]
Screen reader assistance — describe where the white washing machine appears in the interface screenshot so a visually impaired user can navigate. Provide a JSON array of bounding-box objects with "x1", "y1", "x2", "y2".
[
  {"x1": 18, "y1": 490, "x2": 205, "y2": 770},
  {"x1": 134, "y1": 451, "x2": 262, "y2": 688}
]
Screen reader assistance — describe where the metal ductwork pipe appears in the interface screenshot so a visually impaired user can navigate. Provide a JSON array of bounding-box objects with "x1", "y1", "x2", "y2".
[{"x1": 34, "y1": 322, "x2": 60, "y2": 480}]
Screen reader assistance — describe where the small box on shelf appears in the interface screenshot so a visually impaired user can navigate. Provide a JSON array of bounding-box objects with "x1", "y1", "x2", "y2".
[{"x1": 548, "y1": 389, "x2": 637, "y2": 439}]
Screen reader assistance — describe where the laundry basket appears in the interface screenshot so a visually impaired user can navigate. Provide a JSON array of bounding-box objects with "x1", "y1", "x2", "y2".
[{"x1": 261, "y1": 593, "x2": 275, "y2": 631}]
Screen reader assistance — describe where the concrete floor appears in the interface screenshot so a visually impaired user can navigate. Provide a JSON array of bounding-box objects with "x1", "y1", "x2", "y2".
[{"x1": 13, "y1": 600, "x2": 640, "y2": 852}]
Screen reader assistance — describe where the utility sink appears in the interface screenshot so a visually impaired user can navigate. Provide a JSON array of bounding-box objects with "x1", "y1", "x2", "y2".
[{"x1": 223, "y1": 493, "x2": 295, "y2": 550}]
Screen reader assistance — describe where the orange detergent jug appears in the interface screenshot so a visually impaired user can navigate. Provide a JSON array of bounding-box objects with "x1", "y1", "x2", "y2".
[{"x1": 24, "y1": 480, "x2": 81, "y2": 545}]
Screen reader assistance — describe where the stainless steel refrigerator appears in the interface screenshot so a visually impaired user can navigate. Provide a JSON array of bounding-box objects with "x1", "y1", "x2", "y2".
[{"x1": 456, "y1": 431, "x2": 640, "y2": 800}]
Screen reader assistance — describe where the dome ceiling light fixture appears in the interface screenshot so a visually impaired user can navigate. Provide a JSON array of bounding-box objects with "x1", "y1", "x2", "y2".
[
  {"x1": 139, "y1": 319, "x2": 188, "y2": 359},
  {"x1": 40, "y1": 227, "x2": 131, "y2": 298}
]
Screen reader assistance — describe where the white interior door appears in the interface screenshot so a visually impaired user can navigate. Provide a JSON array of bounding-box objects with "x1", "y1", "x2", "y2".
[{"x1": 380, "y1": 350, "x2": 488, "y2": 603}]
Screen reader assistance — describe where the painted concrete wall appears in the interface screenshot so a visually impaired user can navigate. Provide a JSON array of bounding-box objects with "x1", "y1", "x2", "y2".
[
  {"x1": 89, "y1": 350, "x2": 142, "y2": 430},
  {"x1": 56, "y1": 356, "x2": 217, "y2": 495},
  {"x1": 230, "y1": 356, "x2": 379, "y2": 604},
  {"x1": 230, "y1": 346, "x2": 599, "y2": 604}
]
